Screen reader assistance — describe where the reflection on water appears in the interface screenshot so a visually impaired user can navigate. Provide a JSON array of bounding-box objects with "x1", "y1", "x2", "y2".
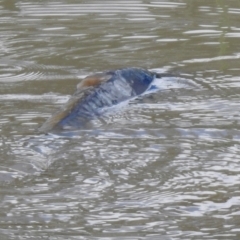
[{"x1": 0, "y1": 0, "x2": 240, "y2": 239}]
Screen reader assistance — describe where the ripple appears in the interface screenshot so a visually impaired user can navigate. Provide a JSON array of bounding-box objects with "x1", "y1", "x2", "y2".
[
  {"x1": 184, "y1": 29, "x2": 222, "y2": 34},
  {"x1": 0, "y1": 60, "x2": 73, "y2": 82},
  {"x1": 19, "y1": 1, "x2": 149, "y2": 16},
  {"x1": 0, "y1": 93, "x2": 68, "y2": 103},
  {"x1": 150, "y1": 2, "x2": 186, "y2": 8},
  {"x1": 182, "y1": 53, "x2": 240, "y2": 64},
  {"x1": 179, "y1": 197, "x2": 240, "y2": 217}
]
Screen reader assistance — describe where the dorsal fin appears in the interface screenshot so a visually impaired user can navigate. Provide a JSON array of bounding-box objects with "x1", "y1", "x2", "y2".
[{"x1": 77, "y1": 72, "x2": 113, "y2": 90}]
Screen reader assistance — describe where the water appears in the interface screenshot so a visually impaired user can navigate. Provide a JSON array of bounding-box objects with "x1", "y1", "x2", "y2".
[{"x1": 1, "y1": 0, "x2": 240, "y2": 239}]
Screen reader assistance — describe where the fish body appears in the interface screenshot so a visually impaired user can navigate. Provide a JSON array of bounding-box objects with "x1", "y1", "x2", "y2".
[{"x1": 39, "y1": 68, "x2": 159, "y2": 132}]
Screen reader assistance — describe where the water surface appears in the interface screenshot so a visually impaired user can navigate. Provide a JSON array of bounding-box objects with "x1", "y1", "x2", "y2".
[{"x1": 1, "y1": 0, "x2": 240, "y2": 239}]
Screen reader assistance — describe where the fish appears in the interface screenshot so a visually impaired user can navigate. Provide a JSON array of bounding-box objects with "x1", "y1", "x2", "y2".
[{"x1": 39, "y1": 67, "x2": 171, "y2": 132}]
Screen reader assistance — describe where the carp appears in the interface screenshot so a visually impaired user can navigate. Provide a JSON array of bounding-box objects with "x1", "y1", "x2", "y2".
[{"x1": 39, "y1": 68, "x2": 168, "y2": 132}]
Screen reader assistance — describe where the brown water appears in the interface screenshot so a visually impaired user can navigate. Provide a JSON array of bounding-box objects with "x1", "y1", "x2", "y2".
[{"x1": 1, "y1": 0, "x2": 240, "y2": 239}]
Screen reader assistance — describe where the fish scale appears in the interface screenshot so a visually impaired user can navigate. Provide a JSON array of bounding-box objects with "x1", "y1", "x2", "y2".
[{"x1": 40, "y1": 68, "x2": 158, "y2": 132}]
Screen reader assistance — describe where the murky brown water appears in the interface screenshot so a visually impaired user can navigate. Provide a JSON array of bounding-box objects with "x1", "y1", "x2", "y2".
[{"x1": 1, "y1": 0, "x2": 240, "y2": 239}]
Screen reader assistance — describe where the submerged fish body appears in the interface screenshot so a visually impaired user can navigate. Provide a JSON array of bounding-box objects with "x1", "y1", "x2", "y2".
[{"x1": 39, "y1": 68, "x2": 158, "y2": 132}]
